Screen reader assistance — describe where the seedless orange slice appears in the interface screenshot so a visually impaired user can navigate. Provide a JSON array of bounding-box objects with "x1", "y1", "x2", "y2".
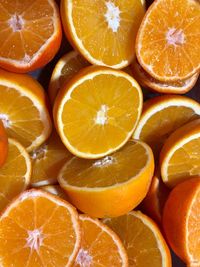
[
  {"x1": 61, "y1": 0, "x2": 145, "y2": 68},
  {"x1": 0, "y1": 121, "x2": 8, "y2": 168},
  {"x1": 0, "y1": 69, "x2": 52, "y2": 152},
  {"x1": 41, "y1": 185, "x2": 69, "y2": 201},
  {"x1": 54, "y1": 66, "x2": 143, "y2": 159},
  {"x1": 0, "y1": 189, "x2": 81, "y2": 267}
]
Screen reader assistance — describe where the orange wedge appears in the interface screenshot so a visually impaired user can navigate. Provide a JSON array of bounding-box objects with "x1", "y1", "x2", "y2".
[
  {"x1": 160, "y1": 119, "x2": 200, "y2": 188},
  {"x1": 136, "y1": 0, "x2": 200, "y2": 81},
  {"x1": 0, "y1": 0, "x2": 62, "y2": 73},
  {"x1": 163, "y1": 178, "x2": 200, "y2": 266},
  {"x1": 0, "y1": 69, "x2": 52, "y2": 152},
  {"x1": 61, "y1": 0, "x2": 145, "y2": 68},
  {"x1": 0, "y1": 189, "x2": 81, "y2": 266},
  {"x1": 104, "y1": 211, "x2": 172, "y2": 267},
  {"x1": 58, "y1": 140, "x2": 154, "y2": 218},
  {"x1": 54, "y1": 66, "x2": 143, "y2": 159},
  {"x1": 40, "y1": 185, "x2": 69, "y2": 201},
  {"x1": 0, "y1": 138, "x2": 31, "y2": 212},
  {"x1": 0, "y1": 120, "x2": 8, "y2": 168}
]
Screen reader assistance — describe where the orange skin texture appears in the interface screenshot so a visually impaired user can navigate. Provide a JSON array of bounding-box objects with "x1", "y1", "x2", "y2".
[{"x1": 0, "y1": 121, "x2": 8, "y2": 168}]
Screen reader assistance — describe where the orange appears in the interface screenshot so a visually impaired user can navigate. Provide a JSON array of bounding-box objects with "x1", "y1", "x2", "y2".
[
  {"x1": 58, "y1": 139, "x2": 154, "y2": 218},
  {"x1": 48, "y1": 50, "x2": 90, "y2": 104},
  {"x1": 163, "y1": 178, "x2": 200, "y2": 266},
  {"x1": 0, "y1": 189, "x2": 81, "y2": 267},
  {"x1": 0, "y1": 0, "x2": 62, "y2": 73},
  {"x1": 0, "y1": 120, "x2": 8, "y2": 168},
  {"x1": 160, "y1": 119, "x2": 200, "y2": 188},
  {"x1": 40, "y1": 185, "x2": 69, "y2": 201},
  {"x1": 61, "y1": 0, "x2": 145, "y2": 68},
  {"x1": 136, "y1": 0, "x2": 200, "y2": 81},
  {"x1": 30, "y1": 130, "x2": 71, "y2": 187},
  {"x1": 74, "y1": 214, "x2": 128, "y2": 267},
  {"x1": 0, "y1": 68, "x2": 52, "y2": 152},
  {"x1": 53, "y1": 66, "x2": 143, "y2": 159},
  {"x1": 104, "y1": 211, "x2": 172, "y2": 267},
  {"x1": 133, "y1": 95, "x2": 200, "y2": 157}
]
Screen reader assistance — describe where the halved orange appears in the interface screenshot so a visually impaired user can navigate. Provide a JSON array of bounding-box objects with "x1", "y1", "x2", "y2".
[
  {"x1": 0, "y1": 189, "x2": 81, "y2": 266},
  {"x1": 40, "y1": 185, "x2": 69, "y2": 201},
  {"x1": 53, "y1": 66, "x2": 143, "y2": 159},
  {"x1": 0, "y1": 0, "x2": 62, "y2": 73},
  {"x1": 58, "y1": 140, "x2": 154, "y2": 218},
  {"x1": 74, "y1": 214, "x2": 128, "y2": 267},
  {"x1": 61, "y1": 0, "x2": 145, "y2": 68},
  {"x1": 0, "y1": 69, "x2": 52, "y2": 152},
  {"x1": 136, "y1": 0, "x2": 200, "y2": 81},
  {"x1": 0, "y1": 120, "x2": 8, "y2": 168}
]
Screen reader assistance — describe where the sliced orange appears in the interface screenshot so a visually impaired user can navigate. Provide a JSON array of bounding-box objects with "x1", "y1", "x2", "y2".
[
  {"x1": 104, "y1": 211, "x2": 172, "y2": 267},
  {"x1": 160, "y1": 119, "x2": 200, "y2": 188},
  {"x1": 0, "y1": 120, "x2": 8, "y2": 168},
  {"x1": 48, "y1": 51, "x2": 90, "y2": 104},
  {"x1": 30, "y1": 130, "x2": 72, "y2": 187},
  {"x1": 133, "y1": 95, "x2": 200, "y2": 157},
  {"x1": 58, "y1": 140, "x2": 154, "y2": 218},
  {"x1": 136, "y1": 0, "x2": 200, "y2": 81},
  {"x1": 0, "y1": 189, "x2": 81, "y2": 266},
  {"x1": 0, "y1": 138, "x2": 31, "y2": 212},
  {"x1": 61, "y1": 0, "x2": 145, "y2": 68},
  {"x1": 0, "y1": 0, "x2": 62, "y2": 73},
  {"x1": 40, "y1": 185, "x2": 69, "y2": 201},
  {"x1": 54, "y1": 66, "x2": 143, "y2": 159},
  {"x1": 163, "y1": 178, "x2": 200, "y2": 266},
  {"x1": 0, "y1": 69, "x2": 52, "y2": 152}
]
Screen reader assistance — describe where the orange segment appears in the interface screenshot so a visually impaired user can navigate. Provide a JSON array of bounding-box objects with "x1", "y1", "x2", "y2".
[
  {"x1": 54, "y1": 66, "x2": 143, "y2": 159},
  {"x1": 0, "y1": 69, "x2": 52, "y2": 152},
  {"x1": 136, "y1": 0, "x2": 200, "y2": 81},
  {"x1": 0, "y1": 189, "x2": 81, "y2": 267},
  {"x1": 74, "y1": 215, "x2": 128, "y2": 267},
  {"x1": 0, "y1": 0, "x2": 62, "y2": 73},
  {"x1": 0, "y1": 120, "x2": 8, "y2": 168},
  {"x1": 61, "y1": 0, "x2": 145, "y2": 68},
  {"x1": 40, "y1": 185, "x2": 69, "y2": 201}
]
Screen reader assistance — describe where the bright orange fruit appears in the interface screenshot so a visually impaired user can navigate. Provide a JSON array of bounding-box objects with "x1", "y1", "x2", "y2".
[{"x1": 0, "y1": 120, "x2": 8, "y2": 168}]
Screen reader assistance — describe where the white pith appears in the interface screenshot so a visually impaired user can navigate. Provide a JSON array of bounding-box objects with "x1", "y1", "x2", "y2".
[
  {"x1": 104, "y1": 1, "x2": 121, "y2": 33},
  {"x1": 95, "y1": 105, "x2": 108, "y2": 125}
]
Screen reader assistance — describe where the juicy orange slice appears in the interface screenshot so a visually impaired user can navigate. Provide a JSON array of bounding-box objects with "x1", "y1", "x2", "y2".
[
  {"x1": 74, "y1": 214, "x2": 128, "y2": 267},
  {"x1": 0, "y1": 0, "x2": 62, "y2": 73},
  {"x1": 136, "y1": 0, "x2": 200, "y2": 81},
  {"x1": 41, "y1": 185, "x2": 69, "y2": 201},
  {"x1": 54, "y1": 66, "x2": 143, "y2": 159},
  {"x1": 0, "y1": 138, "x2": 31, "y2": 212},
  {"x1": 0, "y1": 120, "x2": 8, "y2": 168},
  {"x1": 0, "y1": 69, "x2": 52, "y2": 152},
  {"x1": 104, "y1": 211, "x2": 172, "y2": 267},
  {"x1": 61, "y1": 0, "x2": 145, "y2": 68},
  {"x1": 0, "y1": 189, "x2": 81, "y2": 267},
  {"x1": 160, "y1": 119, "x2": 200, "y2": 188},
  {"x1": 58, "y1": 140, "x2": 154, "y2": 218}
]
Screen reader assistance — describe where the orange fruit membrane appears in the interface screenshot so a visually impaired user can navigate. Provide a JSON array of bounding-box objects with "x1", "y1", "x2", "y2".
[
  {"x1": 40, "y1": 185, "x2": 69, "y2": 202},
  {"x1": 0, "y1": 0, "x2": 62, "y2": 73},
  {"x1": 0, "y1": 120, "x2": 8, "y2": 168}
]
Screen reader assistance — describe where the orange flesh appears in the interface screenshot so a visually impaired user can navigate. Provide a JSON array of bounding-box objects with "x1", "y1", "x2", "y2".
[{"x1": 0, "y1": 120, "x2": 8, "y2": 167}]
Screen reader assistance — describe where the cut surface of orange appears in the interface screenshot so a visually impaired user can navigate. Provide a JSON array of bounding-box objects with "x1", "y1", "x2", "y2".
[
  {"x1": 61, "y1": 0, "x2": 145, "y2": 68},
  {"x1": 104, "y1": 211, "x2": 172, "y2": 267},
  {"x1": 40, "y1": 185, "x2": 69, "y2": 201},
  {"x1": 54, "y1": 66, "x2": 143, "y2": 159},
  {"x1": 74, "y1": 214, "x2": 128, "y2": 267},
  {"x1": 163, "y1": 178, "x2": 200, "y2": 266},
  {"x1": 160, "y1": 119, "x2": 200, "y2": 188},
  {"x1": 0, "y1": 69, "x2": 52, "y2": 152},
  {"x1": 133, "y1": 95, "x2": 200, "y2": 157},
  {"x1": 0, "y1": 189, "x2": 81, "y2": 267},
  {"x1": 0, "y1": 120, "x2": 8, "y2": 168},
  {"x1": 0, "y1": 138, "x2": 31, "y2": 212},
  {"x1": 30, "y1": 130, "x2": 72, "y2": 187},
  {"x1": 0, "y1": 0, "x2": 62, "y2": 73},
  {"x1": 48, "y1": 51, "x2": 90, "y2": 104},
  {"x1": 136, "y1": 0, "x2": 200, "y2": 81},
  {"x1": 58, "y1": 140, "x2": 154, "y2": 218}
]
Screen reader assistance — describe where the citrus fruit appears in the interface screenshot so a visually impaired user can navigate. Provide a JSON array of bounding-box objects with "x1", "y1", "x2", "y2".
[
  {"x1": 136, "y1": 0, "x2": 200, "y2": 81},
  {"x1": 0, "y1": 189, "x2": 81, "y2": 267},
  {"x1": 103, "y1": 211, "x2": 172, "y2": 267},
  {"x1": 30, "y1": 130, "x2": 71, "y2": 187},
  {"x1": 74, "y1": 214, "x2": 128, "y2": 267},
  {"x1": 133, "y1": 95, "x2": 200, "y2": 157},
  {"x1": 0, "y1": 0, "x2": 62, "y2": 73},
  {"x1": 160, "y1": 119, "x2": 200, "y2": 188},
  {"x1": 0, "y1": 120, "x2": 8, "y2": 168},
  {"x1": 48, "y1": 50, "x2": 90, "y2": 104},
  {"x1": 0, "y1": 68, "x2": 52, "y2": 152},
  {"x1": 163, "y1": 178, "x2": 200, "y2": 266},
  {"x1": 60, "y1": 0, "x2": 145, "y2": 68},
  {"x1": 54, "y1": 66, "x2": 143, "y2": 159},
  {"x1": 40, "y1": 185, "x2": 69, "y2": 201},
  {"x1": 0, "y1": 138, "x2": 31, "y2": 212},
  {"x1": 58, "y1": 139, "x2": 154, "y2": 218}
]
